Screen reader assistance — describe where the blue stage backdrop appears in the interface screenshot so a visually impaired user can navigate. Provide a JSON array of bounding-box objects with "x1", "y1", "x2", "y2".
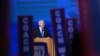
[{"x1": 9, "y1": 0, "x2": 79, "y2": 56}]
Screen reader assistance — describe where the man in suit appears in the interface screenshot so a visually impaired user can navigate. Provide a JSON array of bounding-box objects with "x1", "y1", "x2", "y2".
[{"x1": 33, "y1": 20, "x2": 51, "y2": 38}]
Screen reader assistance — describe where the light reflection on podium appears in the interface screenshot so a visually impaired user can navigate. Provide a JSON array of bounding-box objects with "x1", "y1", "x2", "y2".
[{"x1": 33, "y1": 37, "x2": 56, "y2": 56}]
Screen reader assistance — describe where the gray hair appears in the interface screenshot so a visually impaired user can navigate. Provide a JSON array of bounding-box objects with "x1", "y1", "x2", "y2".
[{"x1": 38, "y1": 20, "x2": 45, "y2": 24}]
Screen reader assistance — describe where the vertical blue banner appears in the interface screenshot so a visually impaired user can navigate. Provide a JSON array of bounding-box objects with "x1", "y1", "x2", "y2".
[
  {"x1": 65, "y1": 19, "x2": 79, "y2": 56},
  {"x1": 18, "y1": 16, "x2": 33, "y2": 56},
  {"x1": 50, "y1": 8, "x2": 67, "y2": 56}
]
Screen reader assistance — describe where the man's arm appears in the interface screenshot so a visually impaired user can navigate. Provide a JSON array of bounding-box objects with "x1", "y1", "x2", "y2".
[{"x1": 45, "y1": 28, "x2": 51, "y2": 37}]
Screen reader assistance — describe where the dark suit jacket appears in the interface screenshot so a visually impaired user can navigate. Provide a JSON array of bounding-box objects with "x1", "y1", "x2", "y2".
[{"x1": 33, "y1": 27, "x2": 51, "y2": 38}]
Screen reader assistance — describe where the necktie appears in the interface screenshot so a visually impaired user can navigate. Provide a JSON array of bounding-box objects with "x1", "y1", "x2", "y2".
[{"x1": 41, "y1": 29, "x2": 44, "y2": 37}]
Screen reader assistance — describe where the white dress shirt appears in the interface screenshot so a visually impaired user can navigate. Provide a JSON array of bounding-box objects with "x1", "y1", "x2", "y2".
[{"x1": 39, "y1": 27, "x2": 44, "y2": 37}]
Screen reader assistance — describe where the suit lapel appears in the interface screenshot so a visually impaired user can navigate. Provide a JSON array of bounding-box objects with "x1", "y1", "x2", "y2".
[{"x1": 38, "y1": 28, "x2": 42, "y2": 37}]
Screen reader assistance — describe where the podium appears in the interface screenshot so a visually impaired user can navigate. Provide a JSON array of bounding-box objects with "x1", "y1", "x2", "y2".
[{"x1": 33, "y1": 37, "x2": 55, "y2": 56}]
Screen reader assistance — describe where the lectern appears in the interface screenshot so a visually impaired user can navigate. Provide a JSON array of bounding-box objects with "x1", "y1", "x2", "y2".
[{"x1": 33, "y1": 37, "x2": 55, "y2": 56}]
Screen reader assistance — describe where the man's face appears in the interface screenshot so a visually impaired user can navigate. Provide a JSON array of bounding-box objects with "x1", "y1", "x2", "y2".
[{"x1": 39, "y1": 21, "x2": 45, "y2": 28}]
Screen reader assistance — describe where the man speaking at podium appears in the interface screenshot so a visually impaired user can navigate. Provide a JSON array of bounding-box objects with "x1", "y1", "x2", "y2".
[
  {"x1": 33, "y1": 20, "x2": 55, "y2": 56},
  {"x1": 33, "y1": 20, "x2": 51, "y2": 38}
]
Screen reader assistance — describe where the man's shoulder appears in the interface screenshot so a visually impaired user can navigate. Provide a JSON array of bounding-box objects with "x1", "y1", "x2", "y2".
[{"x1": 44, "y1": 27, "x2": 49, "y2": 31}]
